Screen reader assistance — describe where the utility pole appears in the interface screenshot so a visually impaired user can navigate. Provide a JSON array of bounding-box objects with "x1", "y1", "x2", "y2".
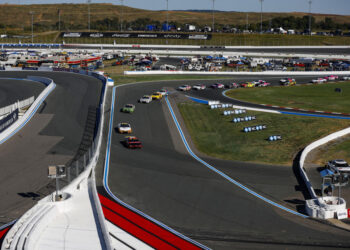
[
  {"x1": 120, "y1": 0, "x2": 124, "y2": 32},
  {"x1": 260, "y1": 0, "x2": 264, "y2": 33},
  {"x1": 212, "y1": 0, "x2": 215, "y2": 32},
  {"x1": 308, "y1": 0, "x2": 312, "y2": 36},
  {"x1": 87, "y1": 0, "x2": 91, "y2": 31},
  {"x1": 29, "y1": 11, "x2": 34, "y2": 43}
]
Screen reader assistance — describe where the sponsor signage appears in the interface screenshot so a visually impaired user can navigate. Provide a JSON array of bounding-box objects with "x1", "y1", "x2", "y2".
[
  {"x1": 337, "y1": 210, "x2": 348, "y2": 220},
  {"x1": 61, "y1": 32, "x2": 212, "y2": 40},
  {"x1": 0, "y1": 109, "x2": 18, "y2": 133},
  {"x1": 348, "y1": 208, "x2": 350, "y2": 218}
]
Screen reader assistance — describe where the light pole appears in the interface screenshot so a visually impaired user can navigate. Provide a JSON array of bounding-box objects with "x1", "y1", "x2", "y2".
[
  {"x1": 308, "y1": 0, "x2": 312, "y2": 36},
  {"x1": 212, "y1": 0, "x2": 215, "y2": 32},
  {"x1": 259, "y1": 0, "x2": 264, "y2": 33},
  {"x1": 29, "y1": 11, "x2": 34, "y2": 43},
  {"x1": 120, "y1": 0, "x2": 124, "y2": 32},
  {"x1": 87, "y1": 0, "x2": 91, "y2": 31}
]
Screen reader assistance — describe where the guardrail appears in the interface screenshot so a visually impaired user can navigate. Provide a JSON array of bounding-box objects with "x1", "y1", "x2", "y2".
[
  {"x1": 0, "y1": 76, "x2": 55, "y2": 145},
  {"x1": 0, "y1": 96, "x2": 34, "y2": 118}
]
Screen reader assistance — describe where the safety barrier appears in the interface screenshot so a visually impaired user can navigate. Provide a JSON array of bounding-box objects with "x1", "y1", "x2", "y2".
[
  {"x1": 0, "y1": 76, "x2": 55, "y2": 145},
  {"x1": 0, "y1": 96, "x2": 34, "y2": 119}
]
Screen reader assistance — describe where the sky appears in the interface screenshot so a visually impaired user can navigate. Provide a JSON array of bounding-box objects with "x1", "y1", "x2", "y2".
[{"x1": 6, "y1": 0, "x2": 350, "y2": 15}]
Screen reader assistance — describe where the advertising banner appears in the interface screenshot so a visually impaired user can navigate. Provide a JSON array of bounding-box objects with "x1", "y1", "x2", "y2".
[
  {"x1": 61, "y1": 32, "x2": 212, "y2": 40},
  {"x1": 0, "y1": 109, "x2": 18, "y2": 133}
]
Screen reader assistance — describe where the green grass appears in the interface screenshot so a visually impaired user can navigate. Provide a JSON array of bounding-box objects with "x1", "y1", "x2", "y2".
[
  {"x1": 226, "y1": 81, "x2": 350, "y2": 114},
  {"x1": 311, "y1": 136, "x2": 350, "y2": 166},
  {"x1": 178, "y1": 102, "x2": 350, "y2": 165},
  {"x1": 109, "y1": 74, "x2": 232, "y2": 86}
]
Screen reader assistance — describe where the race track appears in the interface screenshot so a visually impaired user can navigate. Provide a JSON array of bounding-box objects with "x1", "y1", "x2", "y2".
[{"x1": 102, "y1": 77, "x2": 350, "y2": 249}]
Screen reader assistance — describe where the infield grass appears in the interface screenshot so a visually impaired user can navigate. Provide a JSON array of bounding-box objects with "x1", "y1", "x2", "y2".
[
  {"x1": 226, "y1": 81, "x2": 350, "y2": 114},
  {"x1": 178, "y1": 102, "x2": 350, "y2": 165}
]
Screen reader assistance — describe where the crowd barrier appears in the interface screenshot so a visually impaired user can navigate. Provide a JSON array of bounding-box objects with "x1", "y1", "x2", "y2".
[{"x1": 0, "y1": 96, "x2": 34, "y2": 119}]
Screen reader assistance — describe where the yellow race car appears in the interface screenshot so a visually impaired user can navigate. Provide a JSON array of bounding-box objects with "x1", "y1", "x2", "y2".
[{"x1": 151, "y1": 92, "x2": 163, "y2": 100}]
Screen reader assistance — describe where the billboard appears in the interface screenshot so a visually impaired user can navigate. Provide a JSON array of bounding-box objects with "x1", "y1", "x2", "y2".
[{"x1": 61, "y1": 32, "x2": 212, "y2": 40}]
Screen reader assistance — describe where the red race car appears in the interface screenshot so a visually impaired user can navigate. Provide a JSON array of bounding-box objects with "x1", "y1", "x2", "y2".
[{"x1": 125, "y1": 136, "x2": 143, "y2": 149}]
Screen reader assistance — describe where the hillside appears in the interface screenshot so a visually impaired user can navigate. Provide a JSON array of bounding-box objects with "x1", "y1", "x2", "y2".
[{"x1": 0, "y1": 3, "x2": 349, "y2": 30}]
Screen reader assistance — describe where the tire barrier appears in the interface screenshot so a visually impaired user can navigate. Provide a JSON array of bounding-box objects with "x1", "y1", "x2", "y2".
[
  {"x1": 210, "y1": 103, "x2": 233, "y2": 109},
  {"x1": 243, "y1": 125, "x2": 267, "y2": 133},
  {"x1": 232, "y1": 116, "x2": 256, "y2": 123},
  {"x1": 223, "y1": 109, "x2": 246, "y2": 115},
  {"x1": 268, "y1": 135, "x2": 282, "y2": 141}
]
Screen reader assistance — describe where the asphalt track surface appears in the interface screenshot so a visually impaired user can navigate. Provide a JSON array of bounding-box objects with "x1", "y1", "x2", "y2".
[
  {"x1": 0, "y1": 71, "x2": 102, "y2": 227},
  {"x1": 106, "y1": 77, "x2": 350, "y2": 249},
  {"x1": 0, "y1": 78, "x2": 44, "y2": 107}
]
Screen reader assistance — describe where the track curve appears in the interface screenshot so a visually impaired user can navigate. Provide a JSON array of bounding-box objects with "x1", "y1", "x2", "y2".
[{"x1": 102, "y1": 77, "x2": 350, "y2": 249}]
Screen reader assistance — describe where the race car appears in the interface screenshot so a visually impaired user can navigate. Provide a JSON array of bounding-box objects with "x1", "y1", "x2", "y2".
[
  {"x1": 256, "y1": 80, "x2": 271, "y2": 87},
  {"x1": 342, "y1": 75, "x2": 350, "y2": 80},
  {"x1": 151, "y1": 92, "x2": 163, "y2": 100},
  {"x1": 225, "y1": 83, "x2": 239, "y2": 89},
  {"x1": 240, "y1": 82, "x2": 255, "y2": 88},
  {"x1": 121, "y1": 104, "x2": 135, "y2": 113},
  {"x1": 139, "y1": 95, "x2": 152, "y2": 103},
  {"x1": 280, "y1": 78, "x2": 296, "y2": 86},
  {"x1": 158, "y1": 89, "x2": 169, "y2": 96},
  {"x1": 178, "y1": 85, "x2": 191, "y2": 91},
  {"x1": 326, "y1": 159, "x2": 350, "y2": 173},
  {"x1": 117, "y1": 123, "x2": 132, "y2": 134},
  {"x1": 125, "y1": 136, "x2": 143, "y2": 149},
  {"x1": 210, "y1": 83, "x2": 225, "y2": 89},
  {"x1": 192, "y1": 84, "x2": 206, "y2": 90},
  {"x1": 311, "y1": 78, "x2": 327, "y2": 84},
  {"x1": 324, "y1": 75, "x2": 338, "y2": 81}
]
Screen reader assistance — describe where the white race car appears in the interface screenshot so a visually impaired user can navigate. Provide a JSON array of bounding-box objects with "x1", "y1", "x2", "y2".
[
  {"x1": 311, "y1": 78, "x2": 327, "y2": 84},
  {"x1": 139, "y1": 95, "x2": 152, "y2": 103},
  {"x1": 342, "y1": 76, "x2": 350, "y2": 80},
  {"x1": 327, "y1": 160, "x2": 350, "y2": 173},
  {"x1": 178, "y1": 85, "x2": 191, "y2": 91},
  {"x1": 117, "y1": 123, "x2": 132, "y2": 134},
  {"x1": 192, "y1": 84, "x2": 206, "y2": 90}
]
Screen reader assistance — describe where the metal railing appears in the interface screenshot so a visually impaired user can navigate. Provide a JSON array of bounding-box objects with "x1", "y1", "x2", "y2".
[
  {"x1": 0, "y1": 96, "x2": 34, "y2": 118},
  {"x1": 51, "y1": 68, "x2": 107, "y2": 190}
]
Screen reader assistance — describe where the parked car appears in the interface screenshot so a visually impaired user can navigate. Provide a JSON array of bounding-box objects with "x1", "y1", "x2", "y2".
[
  {"x1": 178, "y1": 85, "x2": 191, "y2": 91},
  {"x1": 225, "y1": 83, "x2": 239, "y2": 89},
  {"x1": 210, "y1": 83, "x2": 225, "y2": 89},
  {"x1": 327, "y1": 160, "x2": 350, "y2": 173},
  {"x1": 125, "y1": 136, "x2": 143, "y2": 149},
  {"x1": 117, "y1": 123, "x2": 132, "y2": 134},
  {"x1": 121, "y1": 104, "x2": 135, "y2": 113},
  {"x1": 192, "y1": 84, "x2": 206, "y2": 90},
  {"x1": 139, "y1": 95, "x2": 152, "y2": 103}
]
